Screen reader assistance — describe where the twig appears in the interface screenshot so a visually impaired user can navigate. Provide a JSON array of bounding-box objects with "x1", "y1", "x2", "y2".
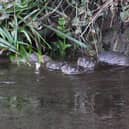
[
  {"x1": 40, "y1": 0, "x2": 63, "y2": 20},
  {"x1": 80, "y1": 0, "x2": 113, "y2": 37}
]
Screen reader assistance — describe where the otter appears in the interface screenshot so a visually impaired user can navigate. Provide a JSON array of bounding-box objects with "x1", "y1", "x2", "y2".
[
  {"x1": 77, "y1": 57, "x2": 96, "y2": 70},
  {"x1": 69, "y1": 51, "x2": 129, "y2": 74},
  {"x1": 29, "y1": 53, "x2": 39, "y2": 63},
  {"x1": 42, "y1": 51, "x2": 129, "y2": 75},
  {"x1": 42, "y1": 55, "x2": 95, "y2": 74},
  {"x1": 43, "y1": 55, "x2": 65, "y2": 70},
  {"x1": 61, "y1": 64, "x2": 87, "y2": 75},
  {"x1": 98, "y1": 51, "x2": 129, "y2": 67}
]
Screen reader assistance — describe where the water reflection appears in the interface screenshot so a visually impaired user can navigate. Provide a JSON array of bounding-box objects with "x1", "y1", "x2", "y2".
[{"x1": 0, "y1": 65, "x2": 128, "y2": 128}]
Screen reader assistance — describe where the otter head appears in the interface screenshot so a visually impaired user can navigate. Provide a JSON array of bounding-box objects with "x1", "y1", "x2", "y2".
[{"x1": 42, "y1": 55, "x2": 52, "y2": 64}]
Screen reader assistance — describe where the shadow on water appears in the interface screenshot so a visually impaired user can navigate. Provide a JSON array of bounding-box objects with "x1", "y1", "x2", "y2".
[{"x1": 0, "y1": 64, "x2": 129, "y2": 129}]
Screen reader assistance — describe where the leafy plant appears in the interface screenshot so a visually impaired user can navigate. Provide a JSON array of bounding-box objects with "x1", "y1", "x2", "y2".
[
  {"x1": 55, "y1": 17, "x2": 71, "y2": 57},
  {"x1": 0, "y1": 27, "x2": 28, "y2": 53},
  {"x1": 0, "y1": 0, "x2": 49, "y2": 58}
]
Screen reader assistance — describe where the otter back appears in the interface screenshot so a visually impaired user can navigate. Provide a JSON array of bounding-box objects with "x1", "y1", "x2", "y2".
[{"x1": 98, "y1": 51, "x2": 129, "y2": 67}]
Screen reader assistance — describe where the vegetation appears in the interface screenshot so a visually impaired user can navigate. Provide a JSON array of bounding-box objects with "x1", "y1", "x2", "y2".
[{"x1": 0, "y1": 0, "x2": 129, "y2": 62}]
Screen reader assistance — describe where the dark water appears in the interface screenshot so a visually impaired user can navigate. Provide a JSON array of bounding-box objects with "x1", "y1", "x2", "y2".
[{"x1": 0, "y1": 64, "x2": 129, "y2": 129}]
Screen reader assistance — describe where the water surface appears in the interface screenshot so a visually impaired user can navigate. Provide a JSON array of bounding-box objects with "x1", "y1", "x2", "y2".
[{"x1": 0, "y1": 64, "x2": 129, "y2": 129}]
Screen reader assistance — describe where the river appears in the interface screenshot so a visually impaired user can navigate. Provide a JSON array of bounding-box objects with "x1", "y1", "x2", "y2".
[{"x1": 0, "y1": 63, "x2": 129, "y2": 129}]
